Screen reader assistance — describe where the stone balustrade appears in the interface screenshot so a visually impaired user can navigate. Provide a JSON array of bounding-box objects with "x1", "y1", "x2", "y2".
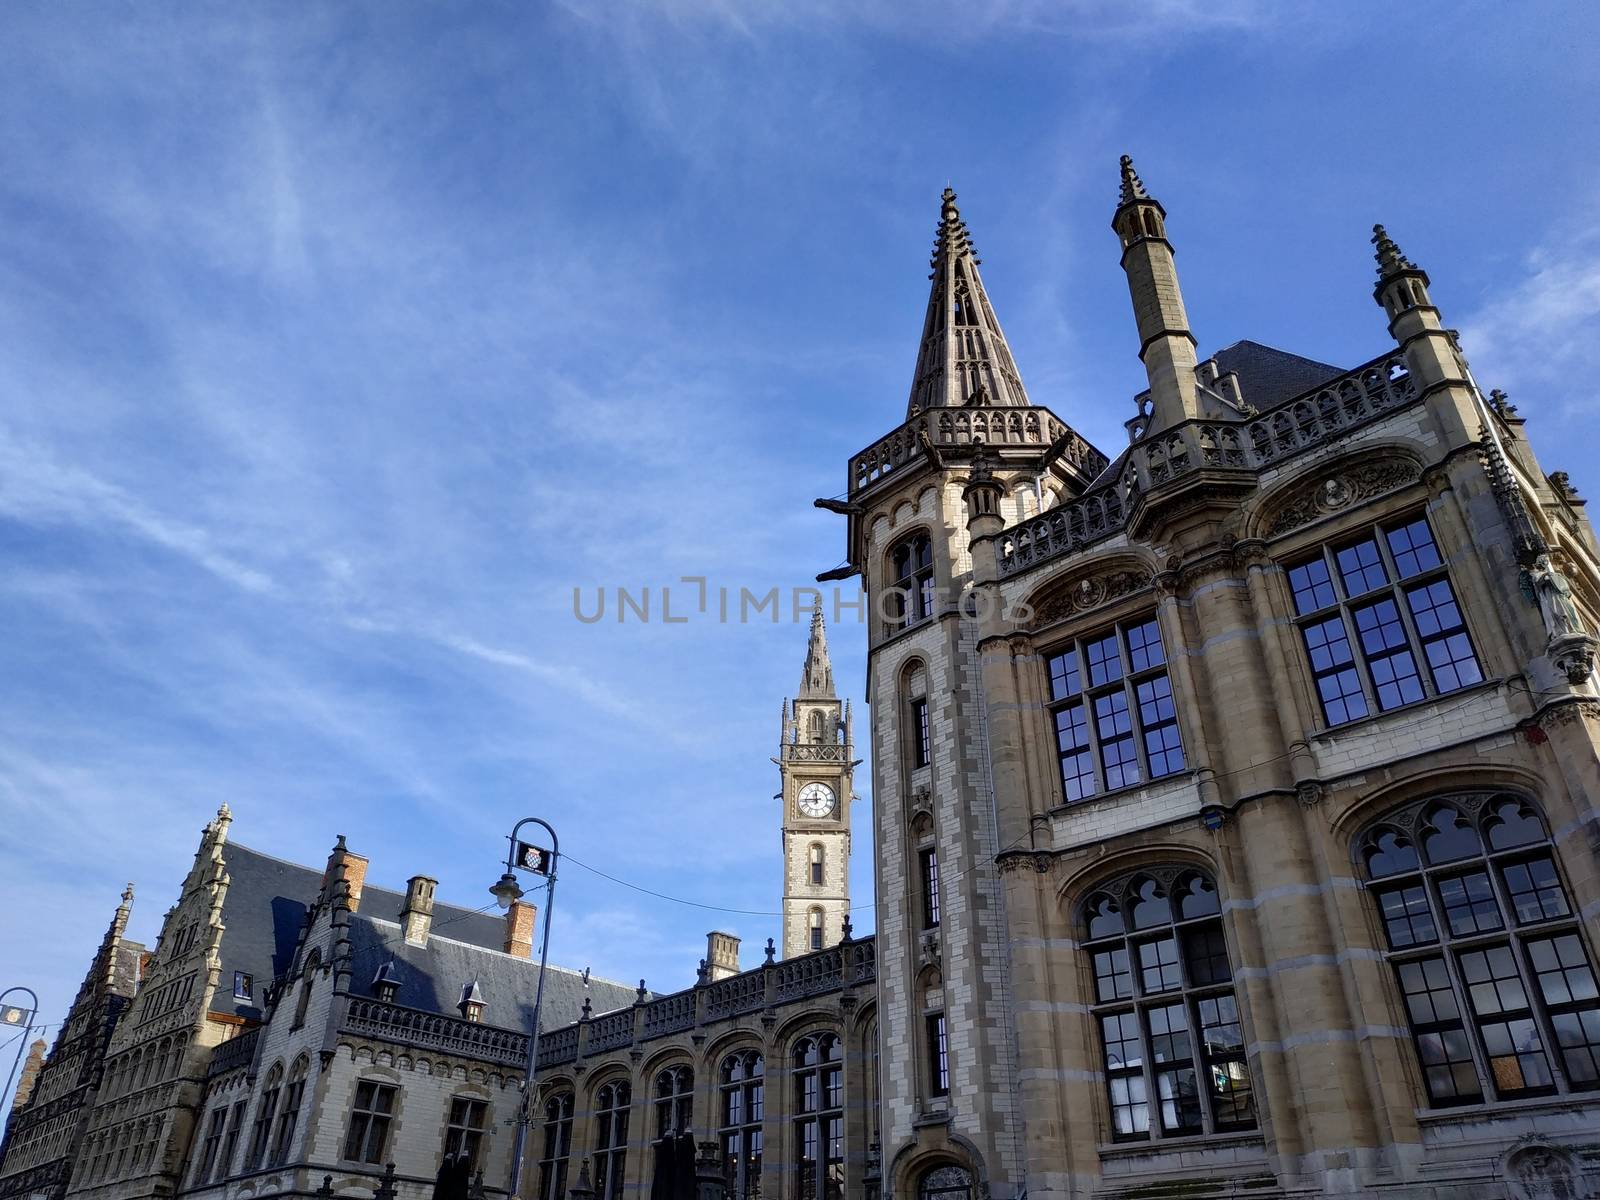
[{"x1": 996, "y1": 352, "x2": 1417, "y2": 579}]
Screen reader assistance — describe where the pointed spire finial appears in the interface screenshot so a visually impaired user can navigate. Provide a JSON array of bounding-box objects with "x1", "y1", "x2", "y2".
[
  {"x1": 1118, "y1": 155, "x2": 1150, "y2": 206},
  {"x1": 120, "y1": 883, "x2": 135, "y2": 908},
  {"x1": 907, "y1": 186, "x2": 1030, "y2": 415},
  {"x1": 1371, "y1": 224, "x2": 1416, "y2": 278},
  {"x1": 798, "y1": 608, "x2": 835, "y2": 700}
]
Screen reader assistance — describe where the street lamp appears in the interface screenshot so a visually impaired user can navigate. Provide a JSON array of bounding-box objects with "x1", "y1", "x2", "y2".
[
  {"x1": 0, "y1": 986, "x2": 39, "y2": 1117},
  {"x1": 491, "y1": 817, "x2": 559, "y2": 1200}
]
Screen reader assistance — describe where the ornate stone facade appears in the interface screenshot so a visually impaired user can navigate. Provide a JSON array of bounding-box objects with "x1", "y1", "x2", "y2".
[{"x1": 827, "y1": 167, "x2": 1600, "y2": 1199}]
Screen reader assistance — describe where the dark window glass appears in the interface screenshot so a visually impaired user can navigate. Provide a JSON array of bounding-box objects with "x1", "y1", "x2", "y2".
[
  {"x1": 1377, "y1": 885, "x2": 1437, "y2": 949},
  {"x1": 927, "y1": 1015, "x2": 949, "y2": 1097},
  {"x1": 1353, "y1": 598, "x2": 1425, "y2": 709},
  {"x1": 1302, "y1": 616, "x2": 1368, "y2": 726},
  {"x1": 911, "y1": 698, "x2": 930, "y2": 768},
  {"x1": 1336, "y1": 537, "x2": 1389, "y2": 596},
  {"x1": 1501, "y1": 857, "x2": 1571, "y2": 924},
  {"x1": 1437, "y1": 872, "x2": 1501, "y2": 937},
  {"x1": 1288, "y1": 557, "x2": 1337, "y2": 615},
  {"x1": 1384, "y1": 518, "x2": 1443, "y2": 579},
  {"x1": 920, "y1": 849, "x2": 941, "y2": 929}
]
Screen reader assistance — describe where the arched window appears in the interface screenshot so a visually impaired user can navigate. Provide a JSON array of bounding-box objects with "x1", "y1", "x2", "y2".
[
  {"x1": 1081, "y1": 868, "x2": 1254, "y2": 1142},
  {"x1": 920, "y1": 1164, "x2": 973, "y2": 1200},
  {"x1": 593, "y1": 1079, "x2": 631, "y2": 1200},
  {"x1": 792, "y1": 1034, "x2": 843, "y2": 1200},
  {"x1": 810, "y1": 844, "x2": 825, "y2": 887},
  {"x1": 654, "y1": 1064, "x2": 693, "y2": 1137},
  {"x1": 887, "y1": 533, "x2": 935, "y2": 630},
  {"x1": 293, "y1": 951, "x2": 321, "y2": 1029},
  {"x1": 1358, "y1": 793, "x2": 1600, "y2": 1105},
  {"x1": 718, "y1": 1050, "x2": 763, "y2": 1200},
  {"x1": 246, "y1": 1063, "x2": 282, "y2": 1170},
  {"x1": 809, "y1": 908, "x2": 825, "y2": 953},
  {"x1": 269, "y1": 1057, "x2": 308, "y2": 1166},
  {"x1": 537, "y1": 1092, "x2": 574, "y2": 1200}
]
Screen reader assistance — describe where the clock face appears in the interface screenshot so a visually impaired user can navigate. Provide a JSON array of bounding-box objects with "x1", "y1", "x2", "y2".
[{"x1": 797, "y1": 782, "x2": 837, "y2": 819}]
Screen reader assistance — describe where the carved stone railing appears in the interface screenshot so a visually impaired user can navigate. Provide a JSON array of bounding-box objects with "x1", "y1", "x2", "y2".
[
  {"x1": 206, "y1": 1027, "x2": 259, "y2": 1079},
  {"x1": 341, "y1": 997, "x2": 527, "y2": 1068},
  {"x1": 781, "y1": 743, "x2": 850, "y2": 763},
  {"x1": 848, "y1": 407, "x2": 1104, "y2": 497},
  {"x1": 587, "y1": 1009, "x2": 634, "y2": 1054},
  {"x1": 996, "y1": 353, "x2": 1418, "y2": 579},
  {"x1": 535, "y1": 1024, "x2": 579, "y2": 1070},
  {"x1": 703, "y1": 970, "x2": 765, "y2": 1022},
  {"x1": 641, "y1": 991, "x2": 695, "y2": 1038},
  {"x1": 532, "y1": 937, "x2": 878, "y2": 1072}
]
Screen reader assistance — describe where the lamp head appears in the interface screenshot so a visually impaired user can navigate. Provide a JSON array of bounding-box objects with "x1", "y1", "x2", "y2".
[{"x1": 489, "y1": 872, "x2": 524, "y2": 910}]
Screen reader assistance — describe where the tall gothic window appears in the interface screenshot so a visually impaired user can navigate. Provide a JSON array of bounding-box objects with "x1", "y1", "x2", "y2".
[
  {"x1": 654, "y1": 1064, "x2": 694, "y2": 1137},
  {"x1": 920, "y1": 848, "x2": 941, "y2": 929},
  {"x1": 910, "y1": 697, "x2": 930, "y2": 768},
  {"x1": 1082, "y1": 869, "x2": 1255, "y2": 1141},
  {"x1": 1358, "y1": 793, "x2": 1600, "y2": 1105},
  {"x1": 593, "y1": 1080, "x2": 631, "y2": 1200},
  {"x1": 1287, "y1": 514, "x2": 1482, "y2": 727},
  {"x1": 194, "y1": 1107, "x2": 227, "y2": 1184},
  {"x1": 792, "y1": 1034, "x2": 843, "y2": 1200},
  {"x1": 810, "y1": 844, "x2": 825, "y2": 887},
  {"x1": 268, "y1": 1057, "x2": 307, "y2": 1166},
  {"x1": 537, "y1": 1092, "x2": 574, "y2": 1200},
  {"x1": 1047, "y1": 616, "x2": 1185, "y2": 803},
  {"x1": 246, "y1": 1064, "x2": 281, "y2": 1170},
  {"x1": 926, "y1": 1014, "x2": 949, "y2": 1098},
  {"x1": 888, "y1": 534, "x2": 935, "y2": 630},
  {"x1": 216, "y1": 1101, "x2": 246, "y2": 1181},
  {"x1": 719, "y1": 1050, "x2": 763, "y2": 1200}
]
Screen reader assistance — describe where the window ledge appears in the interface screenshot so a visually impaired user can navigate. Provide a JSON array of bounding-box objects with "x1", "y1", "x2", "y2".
[
  {"x1": 1097, "y1": 1129, "x2": 1265, "y2": 1159},
  {"x1": 913, "y1": 1108, "x2": 950, "y2": 1128},
  {"x1": 1414, "y1": 1091, "x2": 1600, "y2": 1125},
  {"x1": 1048, "y1": 770, "x2": 1201, "y2": 818},
  {"x1": 1307, "y1": 676, "x2": 1508, "y2": 743}
]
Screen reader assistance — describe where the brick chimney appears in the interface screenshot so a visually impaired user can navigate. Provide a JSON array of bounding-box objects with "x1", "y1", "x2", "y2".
[
  {"x1": 504, "y1": 900, "x2": 538, "y2": 959},
  {"x1": 705, "y1": 931, "x2": 741, "y2": 982},
  {"x1": 322, "y1": 835, "x2": 369, "y2": 912},
  {"x1": 401, "y1": 876, "x2": 437, "y2": 945}
]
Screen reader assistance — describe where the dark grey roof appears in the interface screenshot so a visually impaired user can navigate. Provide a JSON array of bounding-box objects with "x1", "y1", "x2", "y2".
[
  {"x1": 347, "y1": 916, "x2": 635, "y2": 1032},
  {"x1": 1210, "y1": 340, "x2": 1344, "y2": 411},
  {"x1": 212, "y1": 841, "x2": 619, "y2": 1025}
]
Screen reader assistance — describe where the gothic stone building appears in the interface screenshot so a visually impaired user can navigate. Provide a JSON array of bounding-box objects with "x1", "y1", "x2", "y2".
[
  {"x1": 0, "y1": 887, "x2": 145, "y2": 1200},
  {"x1": 818, "y1": 161, "x2": 1600, "y2": 1199}
]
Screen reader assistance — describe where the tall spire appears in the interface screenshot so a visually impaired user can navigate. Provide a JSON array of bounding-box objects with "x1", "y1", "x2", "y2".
[
  {"x1": 798, "y1": 608, "x2": 835, "y2": 699},
  {"x1": 906, "y1": 187, "x2": 1031, "y2": 417},
  {"x1": 1118, "y1": 155, "x2": 1149, "y2": 205},
  {"x1": 1371, "y1": 224, "x2": 1415, "y2": 277}
]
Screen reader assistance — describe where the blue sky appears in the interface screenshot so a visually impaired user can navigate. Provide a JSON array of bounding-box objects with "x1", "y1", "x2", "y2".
[{"x1": 2, "y1": 3, "x2": 1598, "y2": 1059}]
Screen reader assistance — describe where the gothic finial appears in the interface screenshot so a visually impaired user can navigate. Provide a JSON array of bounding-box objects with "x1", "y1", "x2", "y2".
[
  {"x1": 333, "y1": 833, "x2": 348, "y2": 853},
  {"x1": 120, "y1": 882, "x2": 135, "y2": 907},
  {"x1": 840, "y1": 914, "x2": 854, "y2": 943},
  {"x1": 1118, "y1": 155, "x2": 1149, "y2": 205},
  {"x1": 636, "y1": 978, "x2": 648, "y2": 1002},
  {"x1": 1488, "y1": 388, "x2": 1518, "y2": 418},
  {"x1": 764, "y1": 937, "x2": 776, "y2": 966},
  {"x1": 1371, "y1": 224, "x2": 1416, "y2": 278},
  {"x1": 580, "y1": 996, "x2": 593, "y2": 1020},
  {"x1": 696, "y1": 958, "x2": 709, "y2": 985}
]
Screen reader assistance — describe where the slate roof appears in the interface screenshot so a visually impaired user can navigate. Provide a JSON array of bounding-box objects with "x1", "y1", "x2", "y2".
[
  {"x1": 348, "y1": 917, "x2": 634, "y2": 1032},
  {"x1": 1210, "y1": 340, "x2": 1344, "y2": 411},
  {"x1": 211, "y1": 842, "x2": 633, "y2": 1028}
]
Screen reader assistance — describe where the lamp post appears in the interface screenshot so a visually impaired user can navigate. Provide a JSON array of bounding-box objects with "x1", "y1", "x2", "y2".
[
  {"x1": 0, "y1": 986, "x2": 39, "y2": 1118},
  {"x1": 489, "y1": 818, "x2": 559, "y2": 1200}
]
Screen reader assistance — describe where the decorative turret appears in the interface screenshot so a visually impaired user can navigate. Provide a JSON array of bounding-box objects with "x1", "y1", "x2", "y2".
[
  {"x1": 1113, "y1": 155, "x2": 1202, "y2": 435},
  {"x1": 1372, "y1": 224, "x2": 1435, "y2": 318},
  {"x1": 1369, "y1": 223, "x2": 1476, "y2": 444},
  {"x1": 906, "y1": 187, "x2": 1031, "y2": 416}
]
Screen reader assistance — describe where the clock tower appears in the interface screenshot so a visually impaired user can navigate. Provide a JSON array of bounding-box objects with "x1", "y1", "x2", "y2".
[{"x1": 778, "y1": 608, "x2": 854, "y2": 958}]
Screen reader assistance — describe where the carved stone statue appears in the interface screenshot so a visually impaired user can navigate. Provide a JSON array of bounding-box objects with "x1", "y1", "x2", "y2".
[
  {"x1": 1523, "y1": 555, "x2": 1598, "y2": 684},
  {"x1": 1523, "y1": 554, "x2": 1584, "y2": 640}
]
